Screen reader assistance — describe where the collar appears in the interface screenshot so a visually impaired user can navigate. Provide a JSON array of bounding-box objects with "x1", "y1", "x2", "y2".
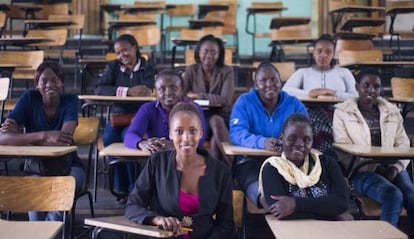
[{"x1": 120, "y1": 58, "x2": 141, "y2": 73}]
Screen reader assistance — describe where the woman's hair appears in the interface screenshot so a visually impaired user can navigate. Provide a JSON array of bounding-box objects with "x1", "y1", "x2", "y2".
[
  {"x1": 194, "y1": 34, "x2": 225, "y2": 67},
  {"x1": 169, "y1": 102, "x2": 201, "y2": 124},
  {"x1": 355, "y1": 68, "x2": 381, "y2": 83},
  {"x1": 281, "y1": 113, "x2": 312, "y2": 134},
  {"x1": 255, "y1": 60, "x2": 281, "y2": 80},
  {"x1": 155, "y1": 68, "x2": 183, "y2": 87},
  {"x1": 114, "y1": 33, "x2": 141, "y2": 57},
  {"x1": 313, "y1": 34, "x2": 335, "y2": 48},
  {"x1": 34, "y1": 61, "x2": 64, "y2": 85}
]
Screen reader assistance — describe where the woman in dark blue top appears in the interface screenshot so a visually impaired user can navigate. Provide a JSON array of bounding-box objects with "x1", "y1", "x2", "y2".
[{"x1": 0, "y1": 61, "x2": 85, "y2": 222}]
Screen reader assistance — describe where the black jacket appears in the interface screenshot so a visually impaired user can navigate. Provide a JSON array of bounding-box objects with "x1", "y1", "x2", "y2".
[{"x1": 125, "y1": 149, "x2": 234, "y2": 238}]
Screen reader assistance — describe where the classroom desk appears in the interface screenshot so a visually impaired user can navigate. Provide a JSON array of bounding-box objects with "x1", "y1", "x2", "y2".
[
  {"x1": 222, "y1": 142, "x2": 277, "y2": 157},
  {"x1": 99, "y1": 4, "x2": 122, "y2": 34},
  {"x1": 265, "y1": 215, "x2": 407, "y2": 239},
  {"x1": 335, "y1": 31, "x2": 376, "y2": 40},
  {"x1": 188, "y1": 19, "x2": 224, "y2": 29},
  {"x1": 388, "y1": 97, "x2": 414, "y2": 119},
  {"x1": 245, "y1": 5, "x2": 287, "y2": 60},
  {"x1": 197, "y1": 3, "x2": 228, "y2": 19},
  {"x1": 269, "y1": 16, "x2": 311, "y2": 30},
  {"x1": 107, "y1": 20, "x2": 157, "y2": 40},
  {"x1": 78, "y1": 95, "x2": 156, "y2": 102},
  {"x1": 268, "y1": 37, "x2": 316, "y2": 62},
  {"x1": 329, "y1": 5, "x2": 385, "y2": 33},
  {"x1": 120, "y1": 5, "x2": 165, "y2": 14},
  {"x1": 298, "y1": 96, "x2": 344, "y2": 107},
  {"x1": 386, "y1": 6, "x2": 414, "y2": 35},
  {"x1": 170, "y1": 38, "x2": 199, "y2": 68},
  {"x1": 0, "y1": 145, "x2": 77, "y2": 157},
  {"x1": 0, "y1": 219, "x2": 63, "y2": 239},
  {"x1": 19, "y1": 5, "x2": 42, "y2": 20},
  {"x1": 23, "y1": 19, "x2": 75, "y2": 34},
  {"x1": 0, "y1": 37, "x2": 53, "y2": 48},
  {"x1": 85, "y1": 216, "x2": 174, "y2": 239},
  {"x1": 333, "y1": 143, "x2": 414, "y2": 179},
  {"x1": 340, "y1": 61, "x2": 414, "y2": 70},
  {"x1": 339, "y1": 17, "x2": 385, "y2": 32}
]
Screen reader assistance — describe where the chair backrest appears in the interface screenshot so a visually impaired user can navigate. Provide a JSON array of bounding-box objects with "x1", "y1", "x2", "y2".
[
  {"x1": 26, "y1": 29, "x2": 68, "y2": 47},
  {"x1": 119, "y1": 12, "x2": 157, "y2": 21},
  {"x1": 35, "y1": 3, "x2": 70, "y2": 19},
  {"x1": 166, "y1": 4, "x2": 196, "y2": 17},
  {"x1": 335, "y1": 38, "x2": 374, "y2": 56},
  {"x1": 119, "y1": 25, "x2": 161, "y2": 48},
  {"x1": 180, "y1": 28, "x2": 223, "y2": 40},
  {"x1": 73, "y1": 117, "x2": 100, "y2": 146},
  {"x1": 338, "y1": 49, "x2": 383, "y2": 66},
  {"x1": 391, "y1": 77, "x2": 414, "y2": 98},
  {"x1": 204, "y1": 2, "x2": 237, "y2": 35},
  {"x1": 251, "y1": 1, "x2": 283, "y2": 8},
  {"x1": 271, "y1": 23, "x2": 312, "y2": 40},
  {"x1": 48, "y1": 14, "x2": 85, "y2": 31},
  {"x1": 0, "y1": 50, "x2": 44, "y2": 70},
  {"x1": 185, "y1": 48, "x2": 232, "y2": 65},
  {"x1": 0, "y1": 176, "x2": 75, "y2": 212}
]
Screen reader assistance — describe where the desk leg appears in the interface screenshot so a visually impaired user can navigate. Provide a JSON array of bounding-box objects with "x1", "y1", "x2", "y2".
[{"x1": 171, "y1": 46, "x2": 177, "y2": 69}]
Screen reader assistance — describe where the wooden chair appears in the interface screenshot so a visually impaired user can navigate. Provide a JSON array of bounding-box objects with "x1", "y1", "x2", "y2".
[
  {"x1": 180, "y1": 27, "x2": 223, "y2": 40},
  {"x1": 0, "y1": 50, "x2": 44, "y2": 96},
  {"x1": 0, "y1": 176, "x2": 76, "y2": 239},
  {"x1": 391, "y1": 77, "x2": 414, "y2": 98},
  {"x1": 335, "y1": 38, "x2": 375, "y2": 57},
  {"x1": 26, "y1": 28, "x2": 68, "y2": 64},
  {"x1": 34, "y1": 3, "x2": 70, "y2": 19},
  {"x1": 71, "y1": 117, "x2": 99, "y2": 235},
  {"x1": 165, "y1": 4, "x2": 196, "y2": 50},
  {"x1": 337, "y1": 49, "x2": 383, "y2": 66}
]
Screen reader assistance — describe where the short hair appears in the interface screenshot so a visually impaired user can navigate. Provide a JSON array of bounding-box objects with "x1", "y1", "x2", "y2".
[
  {"x1": 155, "y1": 68, "x2": 183, "y2": 87},
  {"x1": 313, "y1": 34, "x2": 335, "y2": 48},
  {"x1": 114, "y1": 33, "x2": 141, "y2": 57},
  {"x1": 169, "y1": 102, "x2": 201, "y2": 124},
  {"x1": 355, "y1": 68, "x2": 381, "y2": 83},
  {"x1": 34, "y1": 61, "x2": 64, "y2": 85},
  {"x1": 194, "y1": 34, "x2": 225, "y2": 67},
  {"x1": 255, "y1": 61, "x2": 281, "y2": 80},
  {"x1": 281, "y1": 113, "x2": 312, "y2": 135}
]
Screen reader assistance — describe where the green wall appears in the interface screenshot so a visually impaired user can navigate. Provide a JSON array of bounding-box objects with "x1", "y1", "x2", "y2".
[{"x1": 109, "y1": 0, "x2": 313, "y2": 56}]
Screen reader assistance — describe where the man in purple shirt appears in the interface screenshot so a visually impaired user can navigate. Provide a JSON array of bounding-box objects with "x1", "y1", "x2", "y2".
[{"x1": 124, "y1": 69, "x2": 206, "y2": 153}]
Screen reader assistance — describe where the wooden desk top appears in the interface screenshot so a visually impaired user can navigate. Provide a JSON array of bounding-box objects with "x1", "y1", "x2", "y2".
[
  {"x1": 0, "y1": 37, "x2": 53, "y2": 46},
  {"x1": 107, "y1": 20, "x2": 157, "y2": 26},
  {"x1": 121, "y1": 5, "x2": 165, "y2": 14},
  {"x1": 0, "y1": 145, "x2": 77, "y2": 157},
  {"x1": 78, "y1": 95, "x2": 156, "y2": 102},
  {"x1": 24, "y1": 19, "x2": 74, "y2": 26},
  {"x1": 298, "y1": 97, "x2": 344, "y2": 104},
  {"x1": 100, "y1": 143, "x2": 150, "y2": 157},
  {"x1": 265, "y1": 215, "x2": 407, "y2": 239},
  {"x1": 270, "y1": 37, "x2": 316, "y2": 44},
  {"x1": 386, "y1": 6, "x2": 414, "y2": 15},
  {"x1": 188, "y1": 19, "x2": 224, "y2": 29},
  {"x1": 269, "y1": 17, "x2": 311, "y2": 29},
  {"x1": 340, "y1": 17, "x2": 385, "y2": 31},
  {"x1": 340, "y1": 61, "x2": 414, "y2": 68},
  {"x1": 85, "y1": 216, "x2": 173, "y2": 238},
  {"x1": 333, "y1": 143, "x2": 414, "y2": 158},
  {"x1": 222, "y1": 142, "x2": 278, "y2": 156},
  {"x1": 100, "y1": 4, "x2": 122, "y2": 14},
  {"x1": 329, "y1": 5, "x2": 385, "y2": 14},
  {"x1": 0, "y1": 219, "x2": 63, "y2": 239}
]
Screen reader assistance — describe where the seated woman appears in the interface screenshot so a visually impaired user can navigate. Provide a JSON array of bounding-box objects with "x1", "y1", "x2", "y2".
[
  {"x1": 125, "y1": 102, "x2": 234, "y2": 238},
  {"x1": 333, "y1": 68, "x2": 414, "y2": 226},
  {"x1": 124, "y1": 69, "x2": 207, "y2": 153},
  {"x1": 282, "y1": 34, "x2": 357, "y2": 158},
  {"x1": 95, "y1": 34, "x2": 155, "y2": 198},
  {"x1": 183, "y1": 34, "x2": 235, "y2": 166},
  {"x1": 259, "y1": 113, "x2": 351, "y2": 220},
  {"x1": 229, "y1": 61, "x2": 308, "y2": 207},
  {"x1": 0, "y1": 61, "x2": 85, "y2": 221}
]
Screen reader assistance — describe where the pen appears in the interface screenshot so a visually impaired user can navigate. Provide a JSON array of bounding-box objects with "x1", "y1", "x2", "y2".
[{"x1": 181, "y1": 227, "x2": 193, "y2": 232}]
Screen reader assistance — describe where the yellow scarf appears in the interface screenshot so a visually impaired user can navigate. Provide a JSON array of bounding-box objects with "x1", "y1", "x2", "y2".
[{"x1": 258, "y1": 150, "x2": 322, "y2": 196}]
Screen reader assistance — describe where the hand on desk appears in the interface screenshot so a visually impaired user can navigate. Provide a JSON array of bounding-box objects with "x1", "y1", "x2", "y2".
[
  {"x1": 309, "y1": 88, "x2": 336, "y2": 98},
  {"x1": 265, "y1": 138, "x2": 282, "y2": 152},
  {"x1": 139, "y1": 137, "x2": 173, "y2": 154},
  {"x1": 151, "y1": 215, "x2": 183, "y2": 236},
  {"x1": 0, "y1": 118, "x2": 19, "y2": 133},
  {"x1": 41, "y1": 130, "x2": 73, "y2": 146},
  {"x1": 127, "y1": 85, "x2": 152, "y2": 96},
  {"x1": 269, "y1": 195, "x2": 296, "y2": 219}
]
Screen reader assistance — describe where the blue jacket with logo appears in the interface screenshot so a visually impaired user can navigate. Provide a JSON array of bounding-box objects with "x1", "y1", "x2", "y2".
[{"x1": 229, "y1": 89, "x2": 308, "y2": 150}]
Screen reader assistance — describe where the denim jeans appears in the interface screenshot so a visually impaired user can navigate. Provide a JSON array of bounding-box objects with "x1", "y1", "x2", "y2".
[
  {"x1": 103, "y1": 123, "x2": 135, "y2": 194},
  {"x1": 28, "y1": 166, "x2": 85, "y2": 221},
  {"x1": 352, "y1": 170, "x2": 414, "y2": 226}
]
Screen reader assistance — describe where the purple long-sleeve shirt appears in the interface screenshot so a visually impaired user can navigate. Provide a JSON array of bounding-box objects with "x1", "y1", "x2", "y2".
[{"x1": 124, "y1": 98, "x2": 207, "y2": 149}]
